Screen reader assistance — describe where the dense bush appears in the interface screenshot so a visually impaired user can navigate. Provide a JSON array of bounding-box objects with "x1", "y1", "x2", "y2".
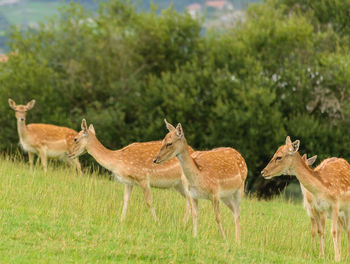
[{"x1": 1, "y1": 0, "x2": 350, "y2": 197}]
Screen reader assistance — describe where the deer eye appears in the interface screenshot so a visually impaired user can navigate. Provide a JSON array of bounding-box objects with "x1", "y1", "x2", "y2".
[
  {"x1": 276, "y1": 156, "x2": 282, "y2": 161},
  {"x1": 166, "y1": 143, "x2": 172, "y2": 148},
  {"x1": 74, "y1": 138, "x2": 78, "y2": 143}
]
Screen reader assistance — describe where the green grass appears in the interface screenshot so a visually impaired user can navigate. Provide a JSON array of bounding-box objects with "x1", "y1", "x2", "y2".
[{"x1": 0, "y1": 155, "x2": 348, "y2": 263}]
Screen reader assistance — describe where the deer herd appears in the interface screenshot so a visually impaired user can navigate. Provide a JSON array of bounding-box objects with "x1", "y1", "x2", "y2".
[{"x1": 8, "y1": 99, "x2": 350, "y2": 261}]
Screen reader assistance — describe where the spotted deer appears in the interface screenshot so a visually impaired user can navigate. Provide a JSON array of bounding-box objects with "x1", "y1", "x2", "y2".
[
  {"x1": 69, "y1": 119, "x2": 195, "y2": 222},
  {"x1": 8, "y1": 99, "x2": 81, "y2": 174},
  {"x1": 262, "y1": 136, "x2": 350, "y2": 261},
  {"x1": 293, "y1": 154, "x2": 346, "y2": 257},
  {"x1": 154, "y1": 119, "x2": 247, "y2": 240}
]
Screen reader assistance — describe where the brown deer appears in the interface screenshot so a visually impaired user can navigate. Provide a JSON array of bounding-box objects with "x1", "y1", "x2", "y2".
[
  {"x1": 154, "y1": 119, "x2": 247, "y2": 240},
  {"x1": 286, "y1": 154, "x2": 326, "y2": 254},
  {"x1": 69, "y1": 119, "x2": 195, "y2": 222},
  {"x1": 299, "y1": 155, "x2": 324, "y2": 252},
  {"x1": 261, "y1": 136, "x2": 350, "y2": 261},
  {"x1": 293, "y1": 154, "x2": 346, "y2": 257},
  {"x1": 8, "y1": 99, "x2": 81, "y2": 174}
]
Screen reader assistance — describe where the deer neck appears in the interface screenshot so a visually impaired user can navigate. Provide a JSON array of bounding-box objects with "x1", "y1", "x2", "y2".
[
  {"x1": 176, "y1": 139, "x2": 200, "y2": 186},
  {"x1": 291, "y1": 153, "x2": 328, "y2": 197},
  {"x1": 16, "y1": 119, "x2": 27, "y2": 140},
  {"x1": 86, "y1": 133, "x2": 121, "y2": 171}
]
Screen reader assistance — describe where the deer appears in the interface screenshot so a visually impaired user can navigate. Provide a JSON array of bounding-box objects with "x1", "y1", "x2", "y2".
[
  {"x1": 290, "y1": 154, "x2": 346, "y2": 257},
  {"x1": 299, "y1": 155, "x2": 324, "y2": 252},
  {"x1": 261, "y1": 136, "x2": 350, "y2": 261},
  {"x1": 286, "y1": 154, "x2": 326, "y2": 254},
  {"x1": 8, "y1": 98, "x2": 81, "y2": 174},
  {"x1": 68, "y1": 119, "x2": 195, "y2": 223},
  {"x1": 153, "y1": 119, "x2": 247, "y2": 240}
]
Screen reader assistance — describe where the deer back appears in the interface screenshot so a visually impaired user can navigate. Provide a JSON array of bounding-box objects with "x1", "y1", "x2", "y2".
[
  {"x1": 314, "y1": 158, "x2": 350, "y2": 194},
  {"x1": 191, "y1": 147, "x2": 247, "y2": 190}
]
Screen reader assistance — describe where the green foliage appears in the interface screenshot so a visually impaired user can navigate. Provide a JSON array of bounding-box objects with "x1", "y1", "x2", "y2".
[
  {"x1": 140, "y1": 61, "x2": 284, "y2": 191},
  {"x1": 281, "y1": 0, "x2": 350, "y2": 37},
  {"x1": 1, "y1": 0, "x2": 350, "y2": 196}
]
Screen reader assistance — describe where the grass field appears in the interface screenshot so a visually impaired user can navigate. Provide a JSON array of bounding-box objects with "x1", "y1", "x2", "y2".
[{"x1": 0, "y1": 155, "x2": 348, "y2": 263}]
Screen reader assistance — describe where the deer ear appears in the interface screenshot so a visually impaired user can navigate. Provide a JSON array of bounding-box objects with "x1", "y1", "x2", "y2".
[
  {"x1": 175, "y1": 123, "x2": 184, "y2": 138},
  {"x1": 81, "y1": 119, "x2": 88, "y2": 131},
  {"x1": 164, "y1": 119, "x2": 175, "y2": 131},
  {"x1": 8, "y1": 98, "x2": 16, "y2": 110},
  {"x1": 301, "y1": 154, "x2": 307, "y2": 162},
  {"x1": 285, "y1": 136, "x2": 292, "y2": 145},
  {"x1": 26, "y1": 99, "x2": 35, "y2": 110},
  {"x1": 289, "y1": 140, "x2": 300, "y2": 153},
  {"x1": 89, "y1": 124, "x2": 95, "y2": 135},
  {"x1": 307, "y1": 155, "x2": 317, "y2": 166}
]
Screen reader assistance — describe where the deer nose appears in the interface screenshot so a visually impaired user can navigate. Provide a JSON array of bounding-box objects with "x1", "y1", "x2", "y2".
[
  {"x1": 153, "y1": 156, "x2": 160, "y2": 164},
  {"x1": 261, "y1": 170, "x2": 265, "y2": 176},
  {"x1": 20, "y1": 118, "x2": 25, "y2": 121}
]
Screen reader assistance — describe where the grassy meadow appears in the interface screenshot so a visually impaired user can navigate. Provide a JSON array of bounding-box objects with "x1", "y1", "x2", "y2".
[{"x1": 0, "y1": 155, "x2": 348, "y2": 263}]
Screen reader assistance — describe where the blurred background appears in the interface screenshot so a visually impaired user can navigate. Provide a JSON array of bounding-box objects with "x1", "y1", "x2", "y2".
[
  {"x1": 1, "y1": 0, "x2": 349, "y2": 199},
  {"x1": 0, "y1": 0, "x2": 260, "y2": 51}
]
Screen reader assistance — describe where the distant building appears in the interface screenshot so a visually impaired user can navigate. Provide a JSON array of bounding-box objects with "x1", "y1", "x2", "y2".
[
  {"x1": 205, "y1": 0, "x2": 233, "y2": 11},
  {"x1": 0, "y1": 54, "x2": 8, "y2": 63},
  {"x1": 0, "y1": 0, "x2": 19, "y2": 6},
  {"x1": 187, "y1": 3, "x2": 202, "y2": 19},
  {"x1": 220, "y1": 10, "x2": 245, "y2": 24},
  {"x1": 205, "y1": 9, "x2": 245, "y2": 29}
]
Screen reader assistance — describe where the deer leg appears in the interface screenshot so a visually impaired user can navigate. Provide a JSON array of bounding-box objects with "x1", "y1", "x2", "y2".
[
  {"x1": 65, "y1": 156, "x2": 81, "y2": 175},
  {"x1": 308, "y1": 207, "x2": 317, "y2": 251},
  {"x1": 347, "y1": 229, "x2": 350, "y2": 259},
  {"x1": 337, "y1": 221, "x2": 342, "y2": 257},
  {"x1": 313, "y1": 212, "x2": 327, "y2": 258},
  {"x1": 28, "y1": 152, "x2": 34, "y2": 172},
  {"x1": 183, "y1": 198, "x2": 192, "y2": 224},
  {"x1": 190, "y1": 197, "x2": 198, "y2": 237},
  {"x1": 212, "y1": 196, "x2": 226, "y2": 239},
  {"x1": 310, "y1": 217, "x2": 316, "y2": 250},
  {"x1": 139, "y1": 181, "x2": 157, "y2": 222},
  {"x1": 232, "y1": 191, "x2": 241, "y2": 242},
  {"x1": 173, "y1": 183, "x2": 192, "y2": 223},
  {"x1": 319, "y1": 211, "x2": 327, "y2": 257},
  {"x1": 346, "y1": 217, "x2": 350, "y2": 259},
  {"x1": 345, "y1": 214, "x2": 350, "y2": 259},
  {"x1": 65, "y1": 157, "x2": 75, "y2": 170},
  {"x1": 221, "y1": 192, "x2": 241, "y2": 242},
  {"x1": 331, "y1": 203, "x2": 341, "y2": 262},
  {"x1": 38, "y1": 148, "x2": 47, "y2": 173},
  {"x1": 121, "y1": 184, "x2": 133, "y2": 222},
  {"x1": 73, "y1": 158, "x2": 82, "y2": 175}
]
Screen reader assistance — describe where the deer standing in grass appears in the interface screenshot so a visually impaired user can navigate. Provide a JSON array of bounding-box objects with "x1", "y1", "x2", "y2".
[
  {"x1": 292, "y1": 154, "x2": 345, "y2": 257},
  {"x1": 69, "y1": 119, "x2": 195, "y2": 222},
  {"x1": 261, "y1": 136, "x2": 350, "y2": 261},
  {"x1": 299, "y1": 155, "x2": 325, "y2": 252},
  {"x1": 153, "y1": 120, "x2": 247, "y2": 240},
  {"x1": 8, "y1": 99, "x2": 81, "y2": 174}
]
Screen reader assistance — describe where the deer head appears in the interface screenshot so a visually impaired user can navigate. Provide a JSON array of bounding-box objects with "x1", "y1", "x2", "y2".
[
  {"x1": 8, "y1": 98, "x2": 35, "y2": 122},
  {"x1": 153, "y1": 119, "x2": 186, "y2": 164},
  {"x1": 261, "y1": 136, "x2": 300, "y2": 179},
  {"x1": 69, "y1": 119, "x2": 95, "y2": 159}
]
